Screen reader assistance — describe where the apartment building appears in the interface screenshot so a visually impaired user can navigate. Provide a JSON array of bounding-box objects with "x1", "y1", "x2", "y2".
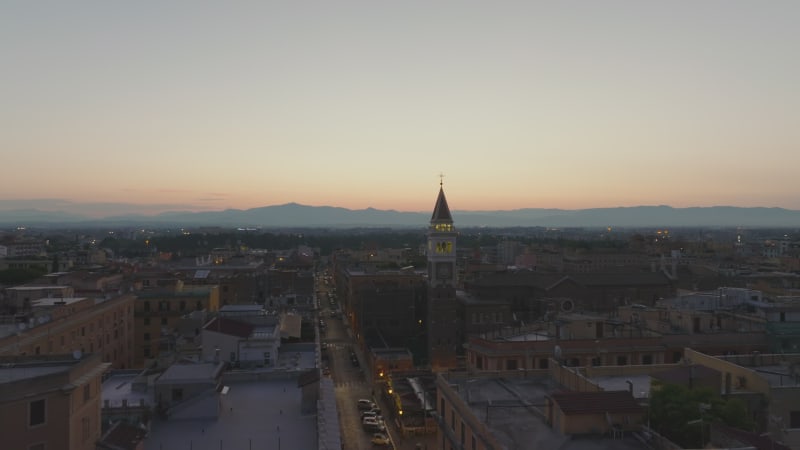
[
  {"x1": 0, "y1": 294, "x2": 135, "y2": 369},
  {"x1": 133, "y1": 284, "x2": 219, "y2": 367},
  {"x1": 0, "y1": 353, "x2": 110, "y2": 450}
]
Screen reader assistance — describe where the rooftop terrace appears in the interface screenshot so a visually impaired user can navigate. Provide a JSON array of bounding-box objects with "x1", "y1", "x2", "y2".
[
  {"x1": 144, "y1": 379, "x2": 316, "y2": 450},
  {"x1": 446, "y1": 374, "x2": 648, "y2": 450}
]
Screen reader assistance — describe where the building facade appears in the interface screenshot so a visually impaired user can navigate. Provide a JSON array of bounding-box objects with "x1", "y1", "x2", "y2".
[
  {"x1": 0, "y1": 353, "x2": 110, "y2": 450},
  {"x1": 0, "y1": 294, "x2": 135, "y2": 370}
]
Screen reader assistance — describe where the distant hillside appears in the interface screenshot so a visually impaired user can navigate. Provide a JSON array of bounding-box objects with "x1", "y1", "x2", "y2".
[{"x1": 1, "y1": 202, "x2": 799, "y2": 228}]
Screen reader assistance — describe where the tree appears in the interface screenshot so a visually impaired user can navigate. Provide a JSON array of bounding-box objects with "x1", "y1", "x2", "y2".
[{"x1": 649, "y1": 383, "x2": 753, "y2": 448}]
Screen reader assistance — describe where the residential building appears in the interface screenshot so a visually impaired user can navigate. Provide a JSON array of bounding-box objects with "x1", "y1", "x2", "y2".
[
  {"x1": 201, "y1": 315, "x2": 281, "y2": 368},
  {"x1": 0, "y1": 353, "x2": 110, "y2": 450},
  {"x1": 0, "y1": 294, "x2": 135, "y2": 369},
  {"x1": 154, "y1": 362, "x2": 225, "y2": 420},
  {"x1": 133, "y1": 284, "x2": 219, "y2": 367}
]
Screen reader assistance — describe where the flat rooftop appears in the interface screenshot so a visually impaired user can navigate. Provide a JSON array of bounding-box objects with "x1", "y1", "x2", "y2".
[
  {"x1": 144, "y1": 379, "x2": 316, "y2": 450},
  {"x1": 754, "y1": 365, "x2": 800, "y2": 388},
  {"x1": 31, "y1": 297, "x2": 88, "y2": 306},
  {"x1": 0, "y1": 363, "x2": 72, "y2": 384},
  {"x1": 590, "y1": 375, "x2": 652, "y2": 399},
  {"x1": 157, "y1": 362, "x2": 222, "y2": 383},
  {"x1": 6, "y1": 285, "x2": 70, "y2": 291},
  {"x1": 101, "y1": 372, "x2": 155, "y2": 408},
  {"x1": 451, "y1": 376, "x2": 647, "y2": 450},
  {"x1": 504, "y1": 333, "x2": 551, "y2": 342},
  {"x1": 275, "y1": 344, "x2": 317, "y2": 371}
]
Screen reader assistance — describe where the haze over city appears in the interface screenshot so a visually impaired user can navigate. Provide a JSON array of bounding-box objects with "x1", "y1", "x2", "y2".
[{"x1": 2, "y1": 2, "x2": 799, "y2": 216}]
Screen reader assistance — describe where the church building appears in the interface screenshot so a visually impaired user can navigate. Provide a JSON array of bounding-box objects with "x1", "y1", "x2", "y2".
[{"x1": 426, "y1": 182, "x2": 462, "y2": 371}]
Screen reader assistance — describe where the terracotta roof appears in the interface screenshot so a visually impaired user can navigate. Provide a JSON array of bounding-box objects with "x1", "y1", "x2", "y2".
[
  {"x1": 550, "y1": 390, "x2": 643, "y2": 415},
  {"x1": 430, "y1": 187, "x2": 453, "y2": 222},
  {"x1": 203, "y1": 317, "x2": 254, "y2": 338}
]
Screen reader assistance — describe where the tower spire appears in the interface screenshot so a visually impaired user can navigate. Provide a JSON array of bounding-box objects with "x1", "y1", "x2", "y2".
[{"x1": 431, "y1": 176, "x2": 453, "y2": 223}]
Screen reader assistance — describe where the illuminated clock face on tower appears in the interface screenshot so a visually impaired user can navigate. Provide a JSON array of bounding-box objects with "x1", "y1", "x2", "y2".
[{"x1": 436, "y1": 262, "x2": 452, "y2": 280}]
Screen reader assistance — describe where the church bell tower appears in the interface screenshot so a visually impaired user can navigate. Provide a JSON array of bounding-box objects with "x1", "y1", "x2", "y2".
[{"x1": 427, "y1": 180, "x2": 460, "y2": 370}]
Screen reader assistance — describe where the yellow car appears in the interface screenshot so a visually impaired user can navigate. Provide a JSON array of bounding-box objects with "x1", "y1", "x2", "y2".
[{"x1": 371, "y1": 433, "x2": 391, "y2": 446}]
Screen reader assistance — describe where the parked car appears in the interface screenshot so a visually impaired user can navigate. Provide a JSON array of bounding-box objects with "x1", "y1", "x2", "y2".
[
  {"x1": 361, "y1": 410, "x2": 382, "y2": 422},
  {"x1": 362, "y1": 417, "x2": 386, "y2": 432},
  {"x1": 357, "y1": 399, "x2": 376, "y2": 410},
  {"x1": 371, "y1": 433, "x2": 391, "y2": 446}
]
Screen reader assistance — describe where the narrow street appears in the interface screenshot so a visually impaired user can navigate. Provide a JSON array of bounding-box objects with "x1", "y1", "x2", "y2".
[{"x1": 319, "y1": 272, "x2": 434, "y2": 450}]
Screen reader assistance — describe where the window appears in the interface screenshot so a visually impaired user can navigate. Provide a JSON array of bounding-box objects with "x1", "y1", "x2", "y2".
[
  {"x1": 461, "y1": 421, "x2": 465, "y2": 444},
  {"x1": 28, "y1": 444, "x2": 45, "y2": 450},
  {"x1": 440, "y1": 398, "x2": 445, "y2": 414},
  {"x1": 790, "y1": 411, "x2": 800, "y2": 428},
  {"x1": 161, "y1": 318, "x2": 168, "y2": 326},
  {"x1": 539, "y1": 359, "x2": 549, "y2": 369},
  {"x1": 451, "y1": 411, "x2": 455, "y2": 430},
  {"x1": 29, "y1": 399, "x2": 46, "y2": 427},
  {"x1": 642, "y1": 354, "x2": 653, "y2": 365},
  {"x1": 143, "y1": 302, "x2": 150, "y2": 312},
  {"x1": 617, "y1": 356, "x2": 628, "y2": 366},
  {"x1": 144, "y1": 333, "x2": 151, "y2": 341},
  {"x1": 180, "y1": 301, "x2": 186, "y2": 311},
  {"x1": 144, "y1": 317, "x2": 150, "y2": 326},
  {"x1": 84, "y1": 383, "x2": 91, "y2": 403},
  {"x1": 472, "y1": 436, "x2": 476, "y2": 450},
  {"x1": 172, "y1": 388, "x2": 184, "y2": 402},
  {"x1": 82, "y1": 416, "x2": 90, "y2": 441},
  {"x1": 506, "y1": 359, "x2": 518, "y2": 370}
]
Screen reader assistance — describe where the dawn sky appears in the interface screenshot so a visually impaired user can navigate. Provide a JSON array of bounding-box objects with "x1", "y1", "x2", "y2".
[{"x1": 2, "y1": 1, "x2": 799, "y2": 215}]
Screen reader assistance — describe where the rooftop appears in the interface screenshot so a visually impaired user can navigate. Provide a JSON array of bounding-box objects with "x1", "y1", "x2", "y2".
[
  {"x1": 447, "y1": 375, "x2": 647, "y2": 450},
  {"x1": 144, "y1": 379, "x2": 316, "y2": 450},
  {"x1": 753, "y1": 365, "x2": 800, "y2": 388},
  {"x1": 156, "y1": 362, "x2": 224, "y2": 383},
  {"x1": 31, "y1": 297, "x2": 89, "y2": 307},
  {"x1": 101, "y1": 372, "x2": 155, "y2": 408},
  {"x1": 590, "y1": 375, "x2": 652, "y2": 399},
  {"x1": 0, "y1": 362, "x2": 72, "y2": 384},
  {"x1": 551, "y1": 390, "x2": 643, "y2": 415}
]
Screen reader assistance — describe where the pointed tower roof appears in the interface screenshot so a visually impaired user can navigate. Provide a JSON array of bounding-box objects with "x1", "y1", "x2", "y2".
[{"x1": 431, "y1": 186, "x2": 453, "y2": 223}]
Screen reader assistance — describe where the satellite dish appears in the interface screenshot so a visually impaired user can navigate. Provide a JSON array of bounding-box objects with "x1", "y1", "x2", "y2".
[
  {"x1": 560, "y1": 299, "x2": 574, "y2": 312},
  {"x1": 72, "y1": 350, "x2": 82, "y2": 360}
]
